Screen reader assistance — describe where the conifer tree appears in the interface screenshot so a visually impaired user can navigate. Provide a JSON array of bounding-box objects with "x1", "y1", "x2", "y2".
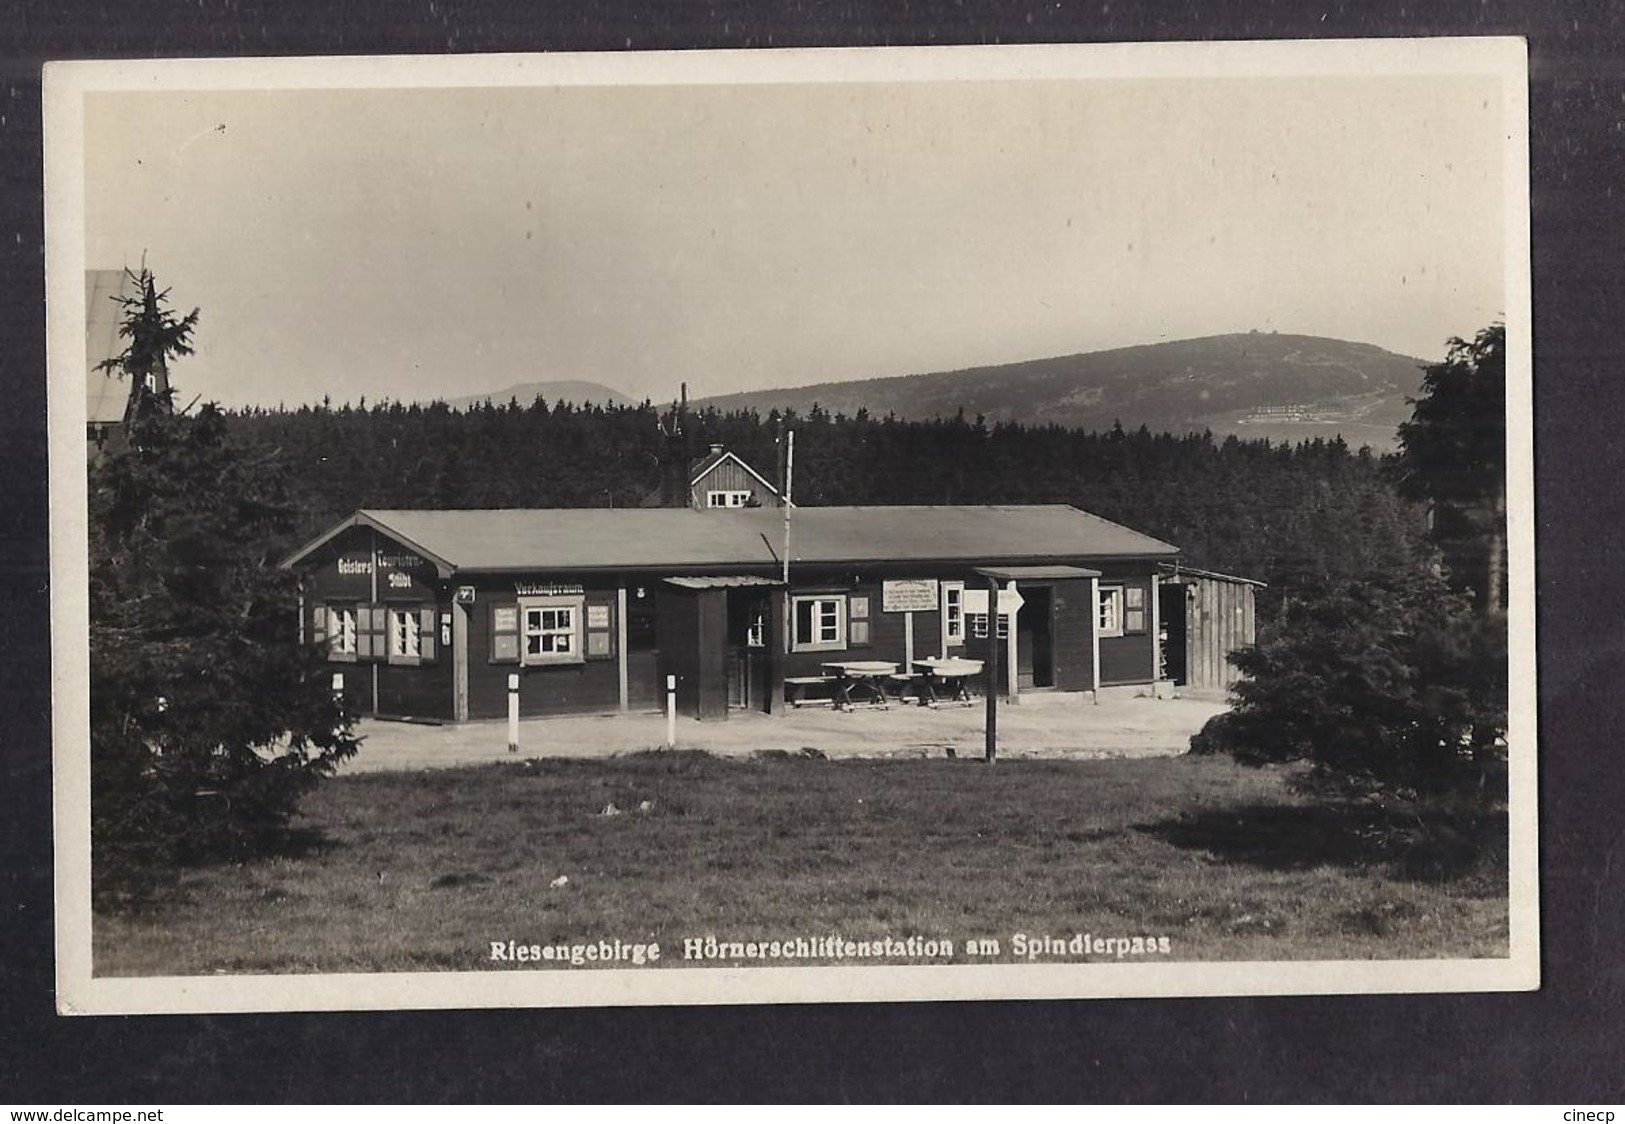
[{"x1": 89, "y1": 277, "x2": 357, "y2": 902}]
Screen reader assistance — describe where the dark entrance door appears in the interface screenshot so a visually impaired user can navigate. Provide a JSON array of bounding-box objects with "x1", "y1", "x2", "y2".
[
  {"x1": 625, "y1": 583, "x2": 663, "y2": 710},
  {"x1": 656, "y1": 585, "x2": 729, "y2": 720},
  {"x1": 1158, "y1": 581, "x2": 1189, "y2": 686},
  {"x1": 725, "y1": 591, "x2": 773, "y2": 711},
  {"x1": 1015, "y1": 586, "x2": 1054, "y2": 690}
]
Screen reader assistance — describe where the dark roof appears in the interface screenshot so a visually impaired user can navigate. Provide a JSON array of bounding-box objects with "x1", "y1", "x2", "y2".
[
  {"x1": 1156, "y1": 561, "x2": 1268, "y2": 587},
  {"x1": 283, "y1": 504, "x2": 1177, "y2": 576},
  {"x1": 780, "y1": 506, "x2": 1174, "y2": 564}
]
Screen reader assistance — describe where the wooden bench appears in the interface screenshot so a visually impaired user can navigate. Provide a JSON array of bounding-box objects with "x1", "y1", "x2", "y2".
[
  {"x1": 784, "y1": 675, "x2": 837, "y2": 708},
  {"x1": 888, "y1": 673, "x2": 927, "y2": 705}
]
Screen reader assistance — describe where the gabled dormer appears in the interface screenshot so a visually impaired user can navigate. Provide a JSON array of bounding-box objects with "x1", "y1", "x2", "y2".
[{"x1": 689, "y1": 445, "x2": 783, "y2": 511}]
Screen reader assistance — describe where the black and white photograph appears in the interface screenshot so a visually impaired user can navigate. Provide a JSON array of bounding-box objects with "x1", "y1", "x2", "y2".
[{"x1": 44, "y1": 39, "x2": 1535, "y2": 1015}]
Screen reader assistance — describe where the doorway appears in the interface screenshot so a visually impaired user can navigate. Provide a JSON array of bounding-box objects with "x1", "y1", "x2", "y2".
[
  {"x1": 1158, "y1": 581, "x2": 1189, "y2": 686},
  {"x1": 1015, "y1": 586, "x2": 1054, "y2": 690},
  {"x1": 726, "y1": 590, "x2": 773, "y2": 711}
]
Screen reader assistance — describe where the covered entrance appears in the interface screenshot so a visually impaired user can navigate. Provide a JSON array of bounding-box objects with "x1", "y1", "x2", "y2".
[
  {"x1": 658, "y1": 575, "x2": 780, "y2": 719},
  {"x1": 973, "y1": 565, "x2": 1102, "y2": 698}
]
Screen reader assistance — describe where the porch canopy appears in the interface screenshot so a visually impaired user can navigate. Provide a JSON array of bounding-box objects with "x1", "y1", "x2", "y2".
[
  {"x1": 662, "y1": 575, "x2": 784, "y2": 590},
  {"x1": 972, "y1": 564, "x2": 1101, "y2": 582}
]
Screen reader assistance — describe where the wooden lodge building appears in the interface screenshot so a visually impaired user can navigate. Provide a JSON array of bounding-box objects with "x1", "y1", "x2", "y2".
[{"x1": 283, "y1": 447, "x2": 1249, "y2": 722}]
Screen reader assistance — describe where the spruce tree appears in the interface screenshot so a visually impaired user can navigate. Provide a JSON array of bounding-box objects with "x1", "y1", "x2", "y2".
[{"x1": 89, "y1": 278, "x2": 358, "y2": 903}]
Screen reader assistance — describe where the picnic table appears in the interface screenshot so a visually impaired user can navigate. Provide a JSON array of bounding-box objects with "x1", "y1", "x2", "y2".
[
  {"x1": 912, "y1": 657, "x2": 984, "y2": 706},
  {"x1": 821, "y1": 660, "x2": 900, "y2": 710}
]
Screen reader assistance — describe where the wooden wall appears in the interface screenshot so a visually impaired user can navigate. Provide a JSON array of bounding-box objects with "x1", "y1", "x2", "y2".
[
  {"x1": 1048, "y1": 579, "x2": 1096, "y2": 692},
  {"x1": 658, "y1": 587, "x2": 730, "y2": 719},
  {"x1": 465, "y1": 577, "x2": 624, "y2": 719},
  {"x1": 299, "y1": 524, "x2": 454, "y2": 721},
  {"x1": 1182, "y1": 575, "x2": 1257, "y2": 691},
  {"x1": 1096, "y1": 568, "x2": 1156, "y2": 687}
]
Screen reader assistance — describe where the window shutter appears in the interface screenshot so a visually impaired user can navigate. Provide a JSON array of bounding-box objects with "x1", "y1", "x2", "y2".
[
  {"x1": 419, "y1": 606, "x2": 437, "y2": 663},
  {"x1": 849, "y1": 595, "x2": 871, "y2": 647},
  {"x1": 358, "y1": 603, "x2": 385, "y2": 660},
  {"x1": 311, "y1": 601, "x2": 327, "y2": 646},
  {"x1": 490, "y1": 603, "x2": 520, "y2": 664},
  {"x1": 584, "y1": 599, "x2": 614, "y2": 661}
]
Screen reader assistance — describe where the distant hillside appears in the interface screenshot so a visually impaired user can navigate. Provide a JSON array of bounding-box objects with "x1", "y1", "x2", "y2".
[
  {"x1": 441, "y1": 380, "x2": 636, "y2": 411},
  {"x1": 698, "y1": 333, "x2": 1428, "y2": 450}
]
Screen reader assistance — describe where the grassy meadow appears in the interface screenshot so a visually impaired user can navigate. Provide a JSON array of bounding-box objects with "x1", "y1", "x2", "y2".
[{"x1": 94, "y1": 752, "x2": 1509, "y2": 976}]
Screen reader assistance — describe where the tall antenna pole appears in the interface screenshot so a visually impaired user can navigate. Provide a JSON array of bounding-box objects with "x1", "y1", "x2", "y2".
[{"x1": 781, "y1": 429, "x2": 794, "y2": 586}]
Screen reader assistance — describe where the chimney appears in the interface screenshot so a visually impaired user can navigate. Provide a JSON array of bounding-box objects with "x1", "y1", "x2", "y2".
[{"x1": 710, "y1": 443, "x2": 723, "y2": 456}]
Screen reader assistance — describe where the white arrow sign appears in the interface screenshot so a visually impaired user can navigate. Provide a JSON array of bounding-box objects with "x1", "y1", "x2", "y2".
[{"x1": 966, "y1": 586, "x2": 1026, "y2": 615}]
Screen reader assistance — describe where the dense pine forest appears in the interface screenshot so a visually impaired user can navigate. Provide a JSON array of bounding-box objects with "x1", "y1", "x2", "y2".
[{"x1": 223, "y1": 398, "x2": 1432, "y2": 627}]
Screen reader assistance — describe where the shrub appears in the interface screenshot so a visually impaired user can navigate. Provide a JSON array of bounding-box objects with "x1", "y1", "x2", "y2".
[{"x1": 1196, "y1": 570, "x2": 1507, "y2": 803}]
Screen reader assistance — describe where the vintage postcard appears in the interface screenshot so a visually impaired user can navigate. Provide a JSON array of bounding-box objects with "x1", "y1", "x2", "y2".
[{"x1": 45, "y1": 39, "x2": 1536, "y2": 1014}]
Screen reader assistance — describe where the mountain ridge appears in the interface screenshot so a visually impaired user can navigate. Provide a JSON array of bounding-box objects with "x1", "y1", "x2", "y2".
[{"x1": 696, "y1": 332, "x2": 1427, "y2": 450}]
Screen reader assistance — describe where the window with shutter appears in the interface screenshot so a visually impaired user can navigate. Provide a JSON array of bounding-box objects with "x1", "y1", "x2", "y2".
[{"x1": 791, "y1": 595, "x2": 847, "y2": 652}]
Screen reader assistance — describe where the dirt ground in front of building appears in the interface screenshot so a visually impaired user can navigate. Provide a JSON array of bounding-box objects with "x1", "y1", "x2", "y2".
[{"x1": 339, "y1": 686, "x2": 1232, "y2": 773}]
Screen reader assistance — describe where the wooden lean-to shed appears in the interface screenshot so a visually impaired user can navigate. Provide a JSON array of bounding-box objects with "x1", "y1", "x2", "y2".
[{"x1": 1156, "y1": 563, "x2": 1265, "y2": 692}]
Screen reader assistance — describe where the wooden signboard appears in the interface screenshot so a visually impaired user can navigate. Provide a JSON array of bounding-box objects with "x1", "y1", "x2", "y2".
[{"x1": 882, "y1": 579, "x2": 938, "y2": 613}]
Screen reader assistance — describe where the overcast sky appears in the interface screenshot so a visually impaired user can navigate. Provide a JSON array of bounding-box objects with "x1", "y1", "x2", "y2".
[{"x1": 81, "y1": 62, "x2": 1512, "y2": 409}]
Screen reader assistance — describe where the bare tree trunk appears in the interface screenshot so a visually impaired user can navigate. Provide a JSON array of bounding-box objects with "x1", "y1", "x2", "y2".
[{"x1": 1484, "y1": 488, "x2": 1506, "y2": 616}]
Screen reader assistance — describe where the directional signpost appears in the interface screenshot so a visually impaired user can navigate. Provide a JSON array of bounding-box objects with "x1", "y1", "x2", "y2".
[{"x1": 976, "y1": 573, "x2": 1025, "y2": 764}]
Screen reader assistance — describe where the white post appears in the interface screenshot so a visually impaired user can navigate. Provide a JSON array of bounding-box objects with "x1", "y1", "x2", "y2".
[
  {"x1": 616, "y1": 585, "x2": 630, "y2": 713},
  {"x1": 1150, "y1": 572, "x2": 1164, "y2": 697},
  {"x1": 903, "y1": 611, "x2": 915, "y2": 672},
  {"x1": 1090, "y1": 576, "x2": 1102, "y2": 705},
  {"x1": 507, "y1": 672, "x2": 520, "y2": 753},
  {"x1": 665, "y1": 674, "x2": 678, "y2": 749},
  {"x1": 331, "y1": 672, "x2": 346, "y2": 738},
  {"x1": 1005, "y1": 580, "x2": 1019, "y2": 704}
]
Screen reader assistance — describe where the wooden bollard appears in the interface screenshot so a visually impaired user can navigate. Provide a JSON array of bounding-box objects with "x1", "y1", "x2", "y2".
[{"x1": 507, "y1": 672, "x2": 520, "y2": 753}]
